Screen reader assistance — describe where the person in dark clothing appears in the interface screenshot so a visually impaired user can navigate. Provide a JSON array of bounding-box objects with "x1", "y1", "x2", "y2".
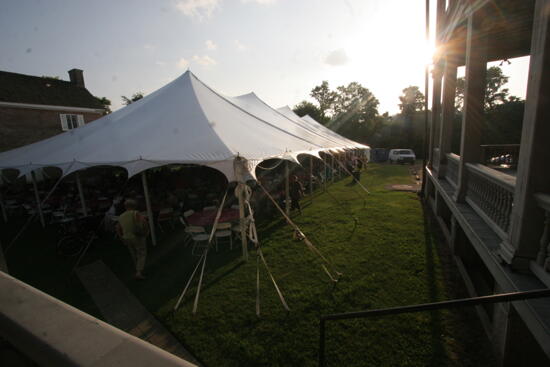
[{"x1": 289, "y1": 175, "x2": 304, "y2": 214}]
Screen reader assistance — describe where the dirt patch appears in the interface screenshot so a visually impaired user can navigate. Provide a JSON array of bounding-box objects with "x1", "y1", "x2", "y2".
[{"x1": 387, "y1": 184, "x2": 421, "y2": 192}]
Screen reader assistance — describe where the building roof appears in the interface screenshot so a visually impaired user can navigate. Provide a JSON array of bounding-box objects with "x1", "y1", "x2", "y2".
[{"x1": 0, "y1": 71, "x2": 104, "y2": 109}]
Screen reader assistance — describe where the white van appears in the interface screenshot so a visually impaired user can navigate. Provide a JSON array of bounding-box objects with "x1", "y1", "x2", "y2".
[{"x1": 388, "y1": 149, "x2": 416, "y2": 165}]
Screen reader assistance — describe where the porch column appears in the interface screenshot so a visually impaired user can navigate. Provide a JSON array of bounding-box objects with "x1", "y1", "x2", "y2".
[
  {"x1": 430, "y1": 63, "x2": 443, "y2": 171},
  {"x1": 429, "y1": 0, "x2": 447, "y2": 170},
  {"x1": 141, "y1": 172, "x2": 157, "y2": 246},
  {"x1": 437, "y1": 53, "x2": 459, "y2": 178},
  {"x1": 501, "y1": 0, "x2": 550, "y2": 266},
  {"x1": 455, "y1": 13, "x2": 487, "y2": 202}
]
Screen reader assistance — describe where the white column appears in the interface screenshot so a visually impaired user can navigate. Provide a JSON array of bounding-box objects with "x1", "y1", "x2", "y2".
[
  {"x1": 75, "y1": 172, "x2": 88, "y2": 217},
  {"x1": 285, "y1": 161, "x2": 290, "y2": 216},
  {"x1": 502, "y1": 0, "x2": 550, "y2": 266},
  {"x1": 455, "y1": 13, "x2": 487, "y2": 202},
  {"x1": 31, "y1": 171, "x2": 45, "y2": 228},
  {"x1": 437, "y1": 53, "x2": 458, "y2": 178},
  {"x1": 141, "y1": 172, "x2": 157, "y2": 246}
]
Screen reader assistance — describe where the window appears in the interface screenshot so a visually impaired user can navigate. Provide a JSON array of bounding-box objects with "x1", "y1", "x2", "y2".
[{"x1": 60, "y1": 114, "x2": 84, "y2": 131}]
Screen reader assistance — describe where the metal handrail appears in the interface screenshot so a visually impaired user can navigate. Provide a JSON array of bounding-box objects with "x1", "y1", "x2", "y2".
[{"x1": 319, "y1": 288, "x2": 550, "y2": 366}]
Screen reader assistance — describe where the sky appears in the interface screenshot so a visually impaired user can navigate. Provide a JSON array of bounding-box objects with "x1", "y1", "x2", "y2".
[{"x1": 0, "y1": 0, "x2": 529, "y2": 115}]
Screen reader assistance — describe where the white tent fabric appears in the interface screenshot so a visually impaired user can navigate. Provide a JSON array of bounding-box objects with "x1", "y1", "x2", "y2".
[
  {"x1": 276, "y1": 107, "x2": 366, "y2": 151},
  {"x1": 0, "y1": 71, "x2": 367, "y2": 182},
  {"x1": 229, "y1": 93, "x2": 349, "y2": 154}
]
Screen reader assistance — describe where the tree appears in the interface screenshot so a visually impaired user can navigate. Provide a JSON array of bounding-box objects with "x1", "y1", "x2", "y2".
[
  {"x1": 293, "y1": 101, "x2": 329, "y2": 124},
  {"x1": 330, "y1": 82, "x2": 380, "y2": 143},
  {"x1": 398, "y1": 86, "x2": 425, "y2": 115},
  {"x1": 121, "y1": 92, "x2": 144, "y2": 105},
  {"x1": 310, "y1": 81, "x2": 337, "y2": 118},
  {"x1": 94, "y1": 96, "x2": 112, "y2": 114},
  {"x1": 455, "y1": 66, "x2": 509, "y2": 111}
]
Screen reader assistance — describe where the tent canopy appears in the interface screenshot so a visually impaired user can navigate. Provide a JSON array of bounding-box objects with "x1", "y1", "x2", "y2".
[{"x1": 0, "y1": 71, "x2": 368, "y2": 182}]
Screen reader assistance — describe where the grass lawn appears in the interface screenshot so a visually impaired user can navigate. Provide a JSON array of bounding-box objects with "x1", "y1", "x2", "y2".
[{"x1": 2, "y1": 163, "x2": 496, "y2": 366}]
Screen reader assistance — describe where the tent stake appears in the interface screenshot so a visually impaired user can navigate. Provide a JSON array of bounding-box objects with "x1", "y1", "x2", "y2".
[
  {"x1": 141, "y1": 171, "x2": 157, "y2": 246},
  {"x1": 31, "y1": 171, "x2": 45, "y2": 228},
  {"x1": 75, "y1": 172, "x2": 88, "y2": 217},
  {"x1": 285, "y1": 161, "x2": 290, "y2": 216}
]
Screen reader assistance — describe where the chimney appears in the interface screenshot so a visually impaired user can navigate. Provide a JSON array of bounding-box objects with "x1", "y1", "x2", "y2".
[{"x1": 68, "y1": 68, "x2": 85, "y2": 88}]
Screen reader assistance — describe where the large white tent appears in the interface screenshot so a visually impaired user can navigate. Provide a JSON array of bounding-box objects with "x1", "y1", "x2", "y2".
[
  {"x1": 0, "y1": 71, "x2": 366, "y2": 182},
  {"x1": 0, "y1": 70, "x2": 368, "y2": 249}
]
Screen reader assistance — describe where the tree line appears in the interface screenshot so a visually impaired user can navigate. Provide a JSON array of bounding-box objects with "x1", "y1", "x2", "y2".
[{"x1": 293, "y1": 65, "x2": 525, "y2": 158}]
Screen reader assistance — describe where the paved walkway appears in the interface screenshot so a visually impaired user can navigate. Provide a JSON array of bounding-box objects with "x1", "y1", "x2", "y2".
[{"x1": 77, "y1": 261, "x2": 201, "y2": 366}]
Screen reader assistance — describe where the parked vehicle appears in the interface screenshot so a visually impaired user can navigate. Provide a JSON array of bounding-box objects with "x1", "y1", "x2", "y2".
[{"x1": 388, "y1": 149, "x2": 416, "y2": 165}]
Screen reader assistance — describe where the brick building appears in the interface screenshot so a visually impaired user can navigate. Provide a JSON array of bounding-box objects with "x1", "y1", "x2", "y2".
[{"x1": 0, "y1": 69, "x2": 106, "y2": 152}]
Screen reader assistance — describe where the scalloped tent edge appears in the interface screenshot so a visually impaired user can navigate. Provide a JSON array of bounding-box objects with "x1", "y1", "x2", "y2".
[{"x1": 0, "y1": 71, "x2": 368, "y2": 183}]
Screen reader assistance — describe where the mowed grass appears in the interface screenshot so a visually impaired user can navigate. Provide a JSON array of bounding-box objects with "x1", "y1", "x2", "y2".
[
  {"x1": 144, "y1": 163, "x2": 493, "y2": 367},
  {"x1": 2, "y1": 163, "x2": 494, "y2": 366}
]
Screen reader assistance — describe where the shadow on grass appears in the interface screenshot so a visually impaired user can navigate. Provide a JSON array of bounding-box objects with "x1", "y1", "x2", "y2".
[{"x1": 421, "y1": 200, "x2": 447, "y2": 366}]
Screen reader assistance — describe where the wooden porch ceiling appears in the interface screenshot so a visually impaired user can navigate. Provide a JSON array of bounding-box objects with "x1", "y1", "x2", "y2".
[{"x1": 438, "y1": 0, "x2": 535, "y2": 66}]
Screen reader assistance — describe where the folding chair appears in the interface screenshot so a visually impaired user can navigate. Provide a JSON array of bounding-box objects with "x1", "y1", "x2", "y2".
[{"x1": 214, "y1": 222, "x2": 233, "y2": 251}]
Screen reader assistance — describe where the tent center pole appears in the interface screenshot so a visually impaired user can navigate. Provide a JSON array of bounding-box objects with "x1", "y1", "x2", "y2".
[
  {"x1": 309, "y1": 156, "x2": 313, "y2": 196},
  {"x1": 31, "y1": 171, "x2": 45, "y2": 228},
  {"x1": 238, "y1": 184, "x2": 248, "y2": 261},
  {"x1": 75, "y1": 172, "x2": 88, "y2": 217},
  {"x1": 324, "y1": 156, "x2": 327, "y2": 192},
  {"x1": 285, "y1": 161, "x2": 290, "y2": 216},
  {"x1": 141, "y1": 172, "x2": 157, "y2": 246},
  {"x1": 331, "y1": 155, "x2": 335, "y2": 183}
]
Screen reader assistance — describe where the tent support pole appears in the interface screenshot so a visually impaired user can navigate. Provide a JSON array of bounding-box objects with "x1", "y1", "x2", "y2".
[
  {"x1": 238, "y1": 184, "x2": 248, "y2": 261},
  {"x1": 309, "y1": 156, "x2": 313, "y2": 196},
  {"x1": 323, "y1": 155, "x2": 327, "y2": 192},
  {"x1": 76, "y1": 172, "x2": 88, "y2": 217},
  {"x1": 31, "y1": 171, "x2": 45, "y2": 228},
  {"x1": 0, "y1": 190, "x2": 8, "y2": 223},
  {"x1": 141, "y1": 172, "x2": 157, "y2": 246},
  {"x1": 285, "y1": 161, "x2": 290, "y2": 216},
  {"x1": 331, "y1": 155, "x2": 335, "y2": 183}
]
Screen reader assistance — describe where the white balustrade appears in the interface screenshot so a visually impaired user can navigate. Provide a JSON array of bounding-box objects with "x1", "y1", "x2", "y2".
[
  {"x1": 445, "y1": 153, "x2": 460, "y2": 187},
  {"x1": 465, "y1": 163, "x2": 516, "y2": 237}
]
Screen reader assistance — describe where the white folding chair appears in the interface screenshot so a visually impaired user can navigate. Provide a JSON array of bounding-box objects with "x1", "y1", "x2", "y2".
[
  {"x1": 203, "y1": 206, "x2": 216, "y2": 211},
  {"x1": 214, "y1": 222, "x2": 233, "y2": 251},
  {"x1": 190, "y1": 231, "x2": 210, "y2": 255}
]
